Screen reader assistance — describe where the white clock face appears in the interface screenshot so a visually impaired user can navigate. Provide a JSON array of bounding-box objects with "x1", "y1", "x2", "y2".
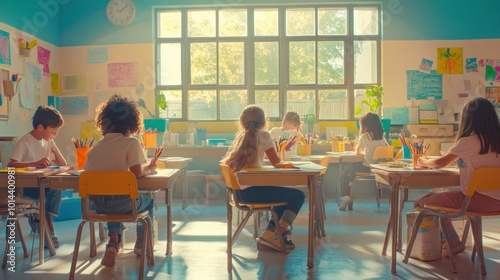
[{"x1": 106, "y1": 0, "x2": 136, "y2": 26}]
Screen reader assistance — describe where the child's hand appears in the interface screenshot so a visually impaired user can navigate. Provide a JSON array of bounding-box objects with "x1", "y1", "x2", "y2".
[
  {"x1": 148, "y1": 160, "x2": 157, "y2": 173},
  {"x1": 36, "y1": 157, "x2": 50, "y2": 167},
  {"x1": 276, "y1": 162, "x2": 294, "y2": 168}
]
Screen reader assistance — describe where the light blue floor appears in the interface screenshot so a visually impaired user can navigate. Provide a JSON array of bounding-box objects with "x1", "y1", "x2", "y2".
[{"x1": 2, "y1": 192, "x2": 500, "y2": 280}]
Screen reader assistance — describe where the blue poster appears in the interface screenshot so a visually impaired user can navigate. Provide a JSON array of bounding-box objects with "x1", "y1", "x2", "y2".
[{"x1": 407, "y1": 70, "x2": 443, "y2": 100}]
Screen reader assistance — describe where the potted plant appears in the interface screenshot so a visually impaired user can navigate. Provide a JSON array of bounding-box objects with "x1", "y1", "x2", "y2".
[
  {"x1": 302, "y1": 113, "x2": 315, "y2": 133},
  {"x1": 139, "y1": 93, "x2": 169, "y2": 132},
  {"x1": 355, "y1": 85, "x2": 390, "y2": 133}
]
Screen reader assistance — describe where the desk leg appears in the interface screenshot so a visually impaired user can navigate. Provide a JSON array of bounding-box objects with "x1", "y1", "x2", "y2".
[
  {"x1": 40, "y1": 178, "x2": 56, "y2": 257},
  {"x1": 38, "y1": 178, "x2": 45, "y2": 264},
  {"x1": 307, "y1": 175, "x2": 315, "y2": 268},
  {"x1": 181, "y1": 168, "x2": 188, "y2": 210},
  {"x1": 390, "y1": 182, "x2": 400, "y2": 274},
  {"x1": 165, "y1": 187, "x2": 173, "y2": 255}
]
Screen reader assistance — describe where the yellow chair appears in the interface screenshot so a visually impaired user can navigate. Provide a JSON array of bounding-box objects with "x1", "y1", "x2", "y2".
[
  {"x1": 349, "y1": 145, "x2": 394, "y2": 209},
  {"x1": 219, "y1": 164, "x2": 288, "y2": 271},
  {"x1": 403, "y1": 167, "x2": 500, "y2": 275},
  {"x1": 69, "y1": 171, "x2": 154, "y2": 280}
]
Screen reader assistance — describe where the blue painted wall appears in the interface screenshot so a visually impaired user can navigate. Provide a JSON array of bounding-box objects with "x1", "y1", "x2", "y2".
[{"x1": 2, "y1": 0, "x2": 500, "y2": 47}]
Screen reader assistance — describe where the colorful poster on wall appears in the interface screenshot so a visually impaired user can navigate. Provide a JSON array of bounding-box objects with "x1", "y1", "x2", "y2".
[
  {"x1": 25, "y1": 62, "x2": 42, "y2": 83},
  {"x1": 407, "y1": 70, "x2": 443, "y2": 100},
  {"x1": 0, "y1": 30, "x2": 11, "y2": 66},
  {"x1": 419, "y1": 58, "x2": 433, "y2": 74},
  {"x1": 51, "y1": 73, "x2": 60, "y2": 94},
  {"x1": 59, "y1": 96, "x2": 89, "y2": 115},
  {"x1": 437, "y1": 48, "x2": 463, "y2": 74},
  {"x1": 37, "y1": 45, "x2": 51, "y2": 76},
  {"x1": 485, "y1": 59, "x2": 500, "y2": 82},
  {"x1": 465, "y1": 57, "x2": 478, "y2": 72},
  {"x1": 87, "y1": 47, "x2": 108, "y2": 64},
  {"x1": 108, "y1": 62, "x2": 137, "y2": 87}
]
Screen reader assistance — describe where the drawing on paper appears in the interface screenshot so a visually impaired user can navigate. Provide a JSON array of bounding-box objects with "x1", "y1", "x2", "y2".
[
  {"x1": 407, "y1": 70, "x2": 443, "y2": 100},
  {"x1": 0, "y1": 30, "x2": 11, "y2": 66},
  {"x1": 465, "y1": 57, "x2": 478, "y2": 72},
  {"x1": 19, "y1": 78, "x2": 36, "y2": 109},
  {"x1": 419, "y1": 58, "x2": 433, "y2": 74},
  {"x1": 37, "y1": 46, "x2": 51, "y2": 76},
  {"x1": 485, "y1": 59, "x2": 500, "y2": 82},
  {"x1": 51, "y1": 73, "x2": 60, "y2": 94},
  {"x1": 108, "y1": 62, "x2": 137, "y2": 87},
  {"x1": 437, "y1": 48, "x2": 463, "y2": 74},
  {"x1": 87, "y1": 47, "x2": 108, "y2": 64},
  {"x1": 25, "y1": 62, "x2": 42, "y2": 83},
  {"x1": 60, "y1": 96, "x2": 89, "y2": 115}
]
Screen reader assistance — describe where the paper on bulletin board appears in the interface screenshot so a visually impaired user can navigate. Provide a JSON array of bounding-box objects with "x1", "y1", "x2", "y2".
[
  {"x1": 485, "y1": 59, "x2": 500, "y2": 82},
  {"x1": 37, "y1": 45, "x2": 51, "y2": 77},
  {"x1": 24, "y1": 61, "x2": 42, "y2": 83},
  {"x1": 18, "y1": 78, "x2": 36, "y2": 109},
  {"x1": 108, "y1": 62, "x2": 137, "y2": 87},
  {"x1": 87, "y1": 47, "x2": 108, "y2": 64},
  {"x1": 407, "y1": 70, "x2": 443, "y2": 100},
  {"x1": 59, "y1": 96, "x2": 89, "y2": 116},
  {"x1": 62, "y1": 73, "x2": 88, "y2": 92},
  {"x1": 0, "y1": 30, "x2": 12, "y2": 66},
  {"x1": 51, "y1": 73, "x2": 60, "y2": 94}
]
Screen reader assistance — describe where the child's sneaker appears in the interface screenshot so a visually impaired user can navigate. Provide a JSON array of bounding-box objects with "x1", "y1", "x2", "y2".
[
  {"x1": 338, "y1": 196, "x2": 352, "y2": 211},
  {"x1": 101, "y1": 243, "x2": 118, "y2": 267},
  {"x1": 258, "y1": 230, "x2": 285, "y2": 252},
  {"x1": 44, "y1": 234, "x2": 60, "y2": 249},
  {"x1": 283, "y1": 235, "x2": 295, "y2": 250},
  {"x1": 133, "y1": 236, "x2": 143, "y2": 255}
]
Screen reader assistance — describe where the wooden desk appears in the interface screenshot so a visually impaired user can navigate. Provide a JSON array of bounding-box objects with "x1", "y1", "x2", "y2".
[
  {"x1": 156, "y1": 157, "x2": 192, "y2": 209},
  {"x1": 237, "y1": 163, "x2": 325, "y2": 268},
  {"x1": 47, "y1": 168, "x2": 179, "y2": 255},
  {"x1": 0, "y1": 166, "x2": 73, "y2": 264},
  {"x1": 370, "y1": 164, "x2": 460, "y2": 274},
  {"x1": 326, "y1": 151, "x2": 364, "y2": 201}
]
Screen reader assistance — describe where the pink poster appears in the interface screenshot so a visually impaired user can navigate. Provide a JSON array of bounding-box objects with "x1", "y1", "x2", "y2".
[
  {"x1": 37, "y1": 46, "x2": 51, "y2": 76},
  {"x1": 108, "y1": 62, "x2": 137, "y2": 87}
]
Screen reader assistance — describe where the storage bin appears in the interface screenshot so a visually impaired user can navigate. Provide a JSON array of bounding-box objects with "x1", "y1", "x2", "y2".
[{"x1": 53, "y1": 197, "x2": 82, "y2": 221}]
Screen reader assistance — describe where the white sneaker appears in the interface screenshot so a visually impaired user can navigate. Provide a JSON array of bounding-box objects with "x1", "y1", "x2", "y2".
[{"x1": 338, "y1": 196, "x2": 352, "y2": 211}]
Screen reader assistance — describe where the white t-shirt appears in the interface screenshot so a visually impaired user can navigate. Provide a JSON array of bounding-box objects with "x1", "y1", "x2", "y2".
[
  {"x1": 357, "y1": 132, "x2": 389, "y2": 167},
  {"x1": 269, "y1": 127, "x2": 303, "y2": 143},
  {"x1": 10, "y1": 133, "x2": 58, "y2": 164},
  {"x1": 238, "y1": 130, "x2": 275, "y2": 190},
  {"x1": 83, "y1": 133, "x2": 146, "y2": 171},
  {"x1": 448, "y1": 135, "x2": 500, "y2": 200}
]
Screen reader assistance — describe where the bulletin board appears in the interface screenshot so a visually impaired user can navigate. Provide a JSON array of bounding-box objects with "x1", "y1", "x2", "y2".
[{"x1": 0, "y1": 68, "x2": 11, "y2": 120}]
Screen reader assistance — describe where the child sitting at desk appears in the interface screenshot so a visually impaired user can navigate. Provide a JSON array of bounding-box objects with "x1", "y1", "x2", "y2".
[
  {"x1": 415, "y1": 97, "x2": 500, "y2": 255},
  {"x1": 269, "y1": 111, "x2": 305, "y2": 144},
  {"x1": 8, "y1": 105, "x2": 67, "y2": 248},
  {"x1": 84, "y1": 94, "x2": 157, "y2": 267},
  {"x1": 222, "y1": 105, "x2": 305, "y2": 252},
  {"x1": 338, "y1": 112, "x2": 388, "y2": 211}
]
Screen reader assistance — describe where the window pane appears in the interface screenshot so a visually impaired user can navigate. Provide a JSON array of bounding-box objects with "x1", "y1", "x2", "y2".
[
  {"x1": 219, "y1": 42, "x2": 245, "y2": 85},
  {"x1": 219, "y1": 9, "x2": 247, "y2": 37},
  {"x1": 286, "y1": 8, "x2": 315, "y2": 36},
  {"x1": 354, "y1": 88, "x2": 368, "y2": 117},
  {"x1": 354, "y1": 40, "x2": 377, "y2": 84},
  {"x1": 318, "y1": 41, "x2": 344, "y2": 85},
  {"x1": 354, "y1": 7, "x2": 379, "y2": 35},
  {"x1": 255, "y1": 90, "x2": 279, "y2": 118},
  {"x1": 255, "y1": 42, "x2": 279, "y2": 85},
  {"x1": 158, "y1": 90, "x2": 182, "y2": 119},
  {"x1": 286, "y1": 90, "x2": 315, "y2": 117},
  {"x1": 188, "y1": 10, "x2": 215, "y2": 37},
  {"x1": 188, "y1": 90, "x2": 216, "y2": 120},
  {"x1": 318, "y1": 8, "x2": 347, "y2": 35},
  {"x1": 159, "y1": 43, "x2": 181, "y2": 86},
  {"x1": 158, "y1": 11, "x2": 182, "y2": 38},
  {"x1": 255, "y1": 9, "x2": 278, "y2": 36},
  {"x1": 190, "y1": 43, "x2": 217, "y2": 84},
  {"x1": 289, "y1": 41, "x2": 315, "y2": 84},
  {"x1": 220, "y1": 90, "x2": 247, "y2": 120},
  {"x1": 318, "y1": 90, "x2": 347, "y2": 119}
]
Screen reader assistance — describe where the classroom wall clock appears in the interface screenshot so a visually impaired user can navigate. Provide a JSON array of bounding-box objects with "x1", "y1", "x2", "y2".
[{"x1": 106, "y1": 0, "x2": 136, "y2": 26}]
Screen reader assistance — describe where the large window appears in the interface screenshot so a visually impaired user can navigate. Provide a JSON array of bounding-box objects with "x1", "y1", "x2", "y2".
[{"x1": 155, "y1": 5, "x2": 380, "y2": 121}]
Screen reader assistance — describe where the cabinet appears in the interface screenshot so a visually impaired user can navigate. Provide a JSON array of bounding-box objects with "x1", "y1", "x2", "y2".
[{"x1": 406, "y1": 125, "x2": 455, "y2": 156}]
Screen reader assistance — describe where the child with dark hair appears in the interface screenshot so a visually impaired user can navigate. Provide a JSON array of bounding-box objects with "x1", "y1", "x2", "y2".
[
  {"x1": 84, "y1": 94, "x2": 157, "y2": 267},
  {"x1": 338, "y1": 112, "x2": 388, "y2": 211},
  {"x1": 414, "y1": 97, "x2": 500, "y2": 255},
  {"x1": 9, "y1": 105, "x2": 67, "y2": 248}
]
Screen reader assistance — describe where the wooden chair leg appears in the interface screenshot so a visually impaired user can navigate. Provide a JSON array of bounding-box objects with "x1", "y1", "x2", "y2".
[
  {"x1": 226, "y1": 191, "x2": 233, "y2": 271},
  {"x1": 70, "y1": 221, "x2": 87, "y2": 280}
]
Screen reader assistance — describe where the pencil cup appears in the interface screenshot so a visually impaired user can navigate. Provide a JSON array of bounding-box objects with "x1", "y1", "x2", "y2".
[
  {"x1": 144, "y1": 132, "x2": 157, "y2": 148},
  {"x1": 297, "y1": 144, "x2": 311, "y2": 156},
  {"x1": 282, "y1": 149, "x2": 292, "y2": 161},
  {"x1": 331, "y1": 140, "x2": 341, "y2": 152},
  {"x1": 402, "y1": 146, "x2": 412, "y2": 159},
  {"x1": 75, "y1": 147, "x2": 91, "y2": 170},
  {"x1": 338, "y1": 141, "x2": 345, "y2": 152},
  {"x1": 412, "y1": 154, "x2": 423, "y2": 166}
]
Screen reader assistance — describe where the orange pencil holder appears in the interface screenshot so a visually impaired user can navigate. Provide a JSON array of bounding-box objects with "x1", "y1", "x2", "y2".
[
  {"x1": 144, "y1": 133, "x2": 157, "y2": 149},
  {"x1": 412, "y1": 154, "x2": 423, "y2": 167},
  {"x1": 297, "y1": 144, "x2": 311, "y2": 156},
  {"x1": 75, "y1": 147, "x2": 91, "y2": 170}
]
